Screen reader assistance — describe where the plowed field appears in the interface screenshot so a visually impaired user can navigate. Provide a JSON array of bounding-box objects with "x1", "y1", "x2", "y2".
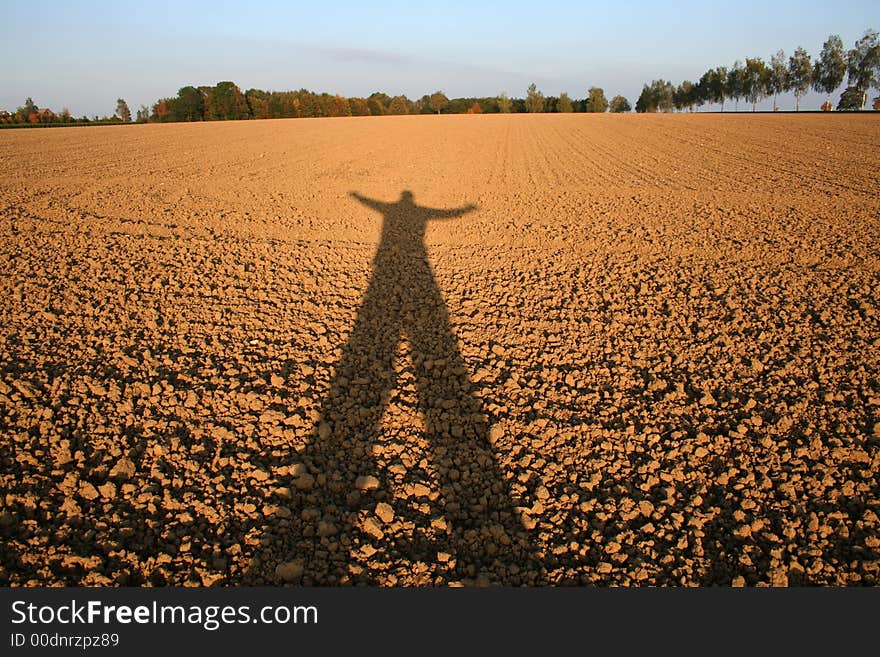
[{"x1": 1, "y1": 113, "x2": 878, "y2": 586}]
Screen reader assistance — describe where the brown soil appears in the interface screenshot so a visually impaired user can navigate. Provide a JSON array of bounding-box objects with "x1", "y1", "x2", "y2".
[{"x1": 1, "y1": 113, "x2": 878, "y2": 586}]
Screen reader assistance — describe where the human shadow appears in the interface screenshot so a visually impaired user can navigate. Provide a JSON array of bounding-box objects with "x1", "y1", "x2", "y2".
[{"x1": 255, "y1": 190, "x2": 540, "y2": 585}]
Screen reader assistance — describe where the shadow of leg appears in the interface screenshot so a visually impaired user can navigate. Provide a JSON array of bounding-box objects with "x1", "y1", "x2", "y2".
[
  {"x1": 248, "y1": 278, "x2": 402, "y2": 584},
  {"x1": 405, "y1": 264, "x2": 540, "y2": 585}
]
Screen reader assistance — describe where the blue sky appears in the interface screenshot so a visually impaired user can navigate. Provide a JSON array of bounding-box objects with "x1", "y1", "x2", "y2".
[{"x1": 1, "y1": 1, "x2": 877, "y2": 115}]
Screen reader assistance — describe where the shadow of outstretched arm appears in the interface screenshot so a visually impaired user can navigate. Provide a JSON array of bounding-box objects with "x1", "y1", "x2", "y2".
[
  {"x1": 423, "y1": 203, "x2": 478, "y2": 219},
  {"x1": 350, "y1": 192, "x2": 392, "y2": 215}
]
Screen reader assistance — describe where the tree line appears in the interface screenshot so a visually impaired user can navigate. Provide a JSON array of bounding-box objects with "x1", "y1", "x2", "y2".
[
  {"x1": 636, "y1": 28, "x2": 880, "y2": 113},
  {"x1": 0, "y1": 98, "x2": 133, "y2": 127},
  {"x1": 1, "y1": 84, "x2": 632, "y2": 127},
  {"x1": 145, "y1": 82, "x2": 632, "y2": 123}
]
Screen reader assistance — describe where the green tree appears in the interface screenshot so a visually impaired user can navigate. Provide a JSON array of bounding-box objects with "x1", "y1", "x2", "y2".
[
  {"x1": 743, "y1": 57, "x2": 768, "y2": 111},
  {"x1": 388, "y1": 95, "x2": 410, "y2": 115},
  {"x1": 176, "y1": 86, "x2": 205, "y2": 121},
  {"x1": 497, "y1": 92, "x2": 512, "y2": 113},
  {"x1": 609, "y1": 95, "x2": 631, "y2": 112},
  {"x1": 135, "y1": 105, "x2": 150, "y2": 123},
  {"x1": 429, "y1": 91, "x2": 448, "y2": 114},
  {"x1": 788, "y1": 47, "x2": 813, "y2": 111},
  {"x1": 264, "y1": 92, "x2": 280, "y2": 118},
  {"x1": 349, "y1": 98, "x2": 371, "y2": 116},
  {"x1": 674, "y1": 80, "x2": 695, "y2": 111},
  {"x1": 525, "y1": 83, "x2": 545, "y2": 112},
  {"x1": 298, "y1": 90, "x2": 321, "y2": 117},
  {"x1": 693, "y1": 73, "x2": 710, "y2": 111},
  {"x1": 635, "y1": 80, "x2": 674, "y2": 112},
  {"x1": 478, "y1": 97, "x2": 500, "y2": 113},
  {"x1": 115, "y1": 98, "x2": 131, "y2": 122},
  {"x1": 711, "y1": 66, "x2": 728, "y2": 111},
  {"x1": 846, "y1": 29, "x2": 880, "y2": 109},
  {"x1": 315, "y1": 93, "x2": 334, "y2": 117},
  {"x1": 248, "y1": 90, "x2": 266, "y2": 118},
  {"x1": 768, "y1": 50, "x2": 789, "y2": 111},
  {"x1": 268, "y1": 91, "x2": 297, "y2": 118},
  {"x1": 727, "y1": 61, "x2": 745, "y2": 111},
  {"x1": 585, "y1": 87, "x2": 608, "y2": 112},
  {"x1": 17, "y1": 97, "x2": 38, "y2": 122},
  {"x1": 333, "y1": 94, "x2": 352, "y2": 117},
  {"x1": 442, "y1": 97, "x2": 469, "y2": 113},
  {"x1": 245, "y1": 89, "x2": 270, "y2": 119},
  {"x1": 368, "y1": 91, "x2": 392, "y2": 111},
  {"x1": 204, "y1": 81, "x2": 249, "y2": 120},
  {"x1": 813, "y1": 35, "x2": 847, "y2": 107},
  {"x1": 635, "y1": 85, "x2": 651, "y2": 112},
  {"x1": 658, "y1": 80, "x2": 675, "y2": 112},
  {"x1": 557, "y1": 92, "x2": 573, "y2": 112},
  {"x1": 837, "y1": 86, "x2": 864, "y2": 110},
  {"x1": 696, "y1": 71, "x2": 712, "y2": 111}
]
